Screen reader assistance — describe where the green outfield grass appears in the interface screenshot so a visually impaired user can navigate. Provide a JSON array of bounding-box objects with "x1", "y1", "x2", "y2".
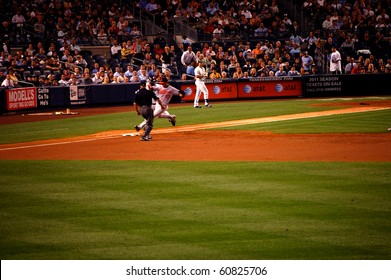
[
  {"x1": 1, "y1": 96, "x2": 391, "y2": 260},
  {"x1": 0, "y1": 161, "x2": 390, "y2": 260}
]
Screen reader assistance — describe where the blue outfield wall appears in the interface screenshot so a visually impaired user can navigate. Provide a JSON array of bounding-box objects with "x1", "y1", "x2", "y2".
[{"x1": 1, "y1": 74, "x2": 390, "y2": 115}]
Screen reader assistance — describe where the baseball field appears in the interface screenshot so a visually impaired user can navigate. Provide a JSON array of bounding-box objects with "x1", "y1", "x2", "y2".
[{"x1": 0, "y1": 96, "x2": 391, "y2": 260}]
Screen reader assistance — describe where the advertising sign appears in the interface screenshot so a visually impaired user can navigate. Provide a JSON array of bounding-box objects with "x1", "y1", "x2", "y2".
[
  {"x1": 180, "y1": 79, "x2": 238, "y2": 102},
  {"x1": 303, "y1": 75, "x2": 342, "y2": 95},
  {"x1": 237, "y1": 78, "x2": 302, "y2": 98},
  {"x1": 70, "y1": 85, "x2": 87, "y2": 105},
  {"x1": 6, "y1": 87, "x2": 37, "y2": 111},
  {"x1": 37, "y1": 88, "x2": 50, "y2": 106}
]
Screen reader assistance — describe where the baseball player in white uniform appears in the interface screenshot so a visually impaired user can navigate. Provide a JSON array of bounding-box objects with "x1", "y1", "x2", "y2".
[
  {"x1": 194, "y1": 60, "x2": 212, "y2": 108},
  {"x1": 135, "y1": 77, "x2": 184, "y2": 130},
  {"x1": 330, "y1": 46, "x2": 342, "y2": 74}
]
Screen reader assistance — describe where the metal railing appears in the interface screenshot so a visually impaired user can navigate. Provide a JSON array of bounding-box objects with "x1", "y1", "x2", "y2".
[{"x1": 16, "y1": 80, "x2": 35, "y2": 87}]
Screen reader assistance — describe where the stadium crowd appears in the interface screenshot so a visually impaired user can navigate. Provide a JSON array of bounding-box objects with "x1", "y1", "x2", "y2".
[{"x1": 0, "y1": 0, "x2": 390, "y2": 87}]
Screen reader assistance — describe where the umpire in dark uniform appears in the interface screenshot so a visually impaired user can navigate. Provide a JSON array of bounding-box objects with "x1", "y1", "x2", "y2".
[{"x1": 133, "y1": 80, "x2": 164, "y2": 141}]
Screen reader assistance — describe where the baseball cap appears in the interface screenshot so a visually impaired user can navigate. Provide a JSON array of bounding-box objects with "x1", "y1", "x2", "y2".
[
  {"x1": 140, "y1": 80, "x2": 146, "y2": 86},
  {"x1": 161, "y1": 77, "x2": 168, "y2": 83}
]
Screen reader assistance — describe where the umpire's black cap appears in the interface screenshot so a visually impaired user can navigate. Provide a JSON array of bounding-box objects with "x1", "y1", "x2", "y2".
[{"x1": 139, "y1": 80, "x2": 146, "y2": 87}]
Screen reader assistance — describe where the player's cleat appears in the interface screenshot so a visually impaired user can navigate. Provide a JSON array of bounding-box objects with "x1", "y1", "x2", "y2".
[
  {"x1": 194, "y1": 106, "x2": 202, "y2": 108},
  {"x1": 388, "y1": 127, "x2": 391, "y2": 131},
  {"x1": 147, "y1": 135, "x2": 152, "y2": 140},
  {"x1": 169, "y1": 115, "x2": 176, "y2": 126},
  {"x1": 205, "y1": 104, "x2": 213, "y2": 108},
  {"x1": 140, "y1": 136, "x2": 150, "y2": 141},
  {"x1": 134, "y1": 125, "x2": 141, "y2": 132}
]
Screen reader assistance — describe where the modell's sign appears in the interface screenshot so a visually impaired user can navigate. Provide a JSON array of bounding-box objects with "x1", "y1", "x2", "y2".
[{"x1": 6, "y1": 87, "x2": 37, "y2": 110}]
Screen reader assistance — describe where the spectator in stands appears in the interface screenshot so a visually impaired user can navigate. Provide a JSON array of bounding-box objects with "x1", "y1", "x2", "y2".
[
  {"x1": 242, "y1": 60, "x2": 252, "y2": 73},
  {"x1": 289, "y1": 43, "x2": 302, "y2": 58},
  {"x1": 181, "y1": 45, "x2": 197, "y2": 67},
  {"x1": 1, "y1": 74, "x2": 14, "y2": 87},
  {"x1": 186, "y1": 60, "x2": 196, "y2": 78},
  {"x1": 209, "y1": 67, "x2": 222, "y2": 80},
  {"x1": 12, "y1": 10, "x2": 26, "y2": 37},
  {"x1": 33, "y1": 16, "x2": 46, "y2": 37},
  {"x1": 142, "y1": 52, "x2": 155, "y2": 67},
  {"x1": 119, "y1": 41, "x2": 132, "y2": 62},
  {"x1": 138, "y1": 68, "x2": 148, "y2": 81},
  {"x1": 233, "y1": 65, "x2": 244, "y2": 79},
  {"x1": 8, "y1": 68, "x2": 19, "y2": 84},
  {"x1": 0, "y1": 70, "x2": 5, "y2": 83},
  {"x1": 92, "y1": 71, "x2": 105, "y2": 84},
  {"x1": 277, "y1": 23, "x2": 290, "y2": 40},
  {"x1": 74, "y1": 55, "x2": 87, "y2": 69},
  {"x1": 160, "y1": 46, "x2": 174, "y2": 73},
  {"x1": 58, "y1": 74, "x2": 70, "y2": 86},
  {"x1": 102, "y1": 76, "x2": 111, "y2": 84},
  {"x1": 365, "y1": 63, "x2": 377, "y2": 74},
  {"x1": 323, "y1": 36, "x2": 337, "y2": 58},
  {"x1": 304, "y1": 31, "x2": 317, "y2": 56},
  {"x1": 351, "y1": 62, "x2": 364, "y2": 74},
  {"x1": 72, "y1": 66, "x2": 82, "y2": 79},
  {"x1": 123, "y1": 65, "x2": 133, "y2": 78},
  {"x1": 269, "y1": 1, "x2": 280, "y2": 16},
  {"x1": 45, "y1": 57, "x2": 62, "y2": 73},
  {"x1": 130, "y1": 25, "x2": 143, "y2": 39},
  {"x1": 110, "y1": 39, "x2": 121, "y2": 60},
  {"x1": 97, "y1": 28, "x2": 109, "y2": 45},
  {"x1": 340, "y1": 36, "x2": 355, "y2": 57},
  {"x1": 275, "y1": 64, "x2": 287, "y2": 76},
  {"x1": 34, "y1": 47, "x2": 47, "y2": 65},
  {"x1": 43, "y1": 76, "x2": 53, "y2": 87},
  {"x1": 254, "y1": 22, "x2": 269, "y2": 38},
  {"x1": 310, "y1": 65, "x2": 320, "y2": 75},
  {"x1": 145, "y1": 0, "x2": 159, "y2": 13},
  {"x1": 128, "y1": 70, "x2": 139, "y2": 82},
  {"x1": 147, "y1": 63, "x2": 157, "y2": 78},
  {"x1": 290, "y1": 31, "x2": 303, "y2": 46},
  {"x1": 344, "y1": 57, "x2": 356, "y2": 74},
  {"x1": 212, "y1": 24, "x2": 225, "y2": 41},
  {"x1": 288, "y1": 65, "x2": 300, "y2": 76},
  {"x1": 256, "y1": 60, "x2": 268, "y2": 76},
  {"x1": 301, "y1": 51, "x2": 314, "y2": 72},
  {"x1": 90, "y1": 63, "x2": 101, "y2": 75}
]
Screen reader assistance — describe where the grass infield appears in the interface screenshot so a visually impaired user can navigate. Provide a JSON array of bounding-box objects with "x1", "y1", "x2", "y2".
[{"x1": 0, "y1": 96, "x2": 390, "y2": 259}]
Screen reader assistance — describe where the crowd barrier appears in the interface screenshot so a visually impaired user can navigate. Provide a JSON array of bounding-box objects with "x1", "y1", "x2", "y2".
[{"x1": 1, "y1": 74, "x2": 390, "y2": 115}]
